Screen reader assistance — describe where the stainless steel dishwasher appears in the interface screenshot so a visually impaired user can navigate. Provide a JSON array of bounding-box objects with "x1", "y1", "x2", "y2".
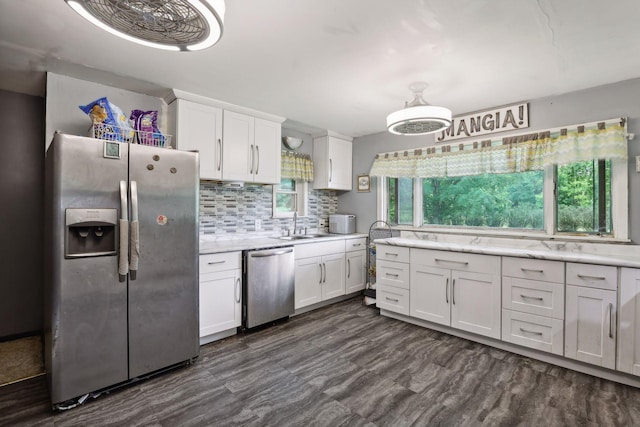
[{"x1": 243, "y1": 246, "x2": 295, "y2": 329}]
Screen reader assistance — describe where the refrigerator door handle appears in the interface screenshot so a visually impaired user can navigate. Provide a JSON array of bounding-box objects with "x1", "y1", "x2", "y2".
[
  {"x1": 130, "y1": 181, "x2": 140, "y2": 280},
  {"x1": 118, "y1": 181, "x2": 129, "y2": 282}
]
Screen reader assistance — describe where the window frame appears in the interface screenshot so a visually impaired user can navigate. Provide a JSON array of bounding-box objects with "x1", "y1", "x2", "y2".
[{"x1": 377, "y1": 158, "x2": 629, "y2": 241}]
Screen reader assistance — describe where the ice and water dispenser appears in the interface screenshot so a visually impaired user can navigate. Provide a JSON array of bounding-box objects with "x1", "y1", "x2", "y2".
[{"x1": 65, "y1": 208, "x2": 118, "y2": 258}]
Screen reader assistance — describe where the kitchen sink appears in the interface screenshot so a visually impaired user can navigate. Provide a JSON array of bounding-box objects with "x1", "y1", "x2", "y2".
[{"x1": 273, "y1": 234, "x2": 333, "y2": 241}]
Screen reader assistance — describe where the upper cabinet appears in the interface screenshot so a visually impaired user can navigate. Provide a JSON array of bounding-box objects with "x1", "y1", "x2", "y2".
[
  {"x1": 313, "y1": 133, "x2": 353, "y2": 190},
  {"x1": 167, "y1": 90, "x2": 284, "y2": 184},
  {"x1": 169, "y1": 99, "x2": 223, "y2": 180},
  {"x1": 222, "y1": 111, "x2": 281, "y2": 184}
]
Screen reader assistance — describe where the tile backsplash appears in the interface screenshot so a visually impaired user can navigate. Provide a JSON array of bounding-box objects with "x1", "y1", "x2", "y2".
[{"x1": 200, "y1": 181, "x2": 338, "y2": 235}]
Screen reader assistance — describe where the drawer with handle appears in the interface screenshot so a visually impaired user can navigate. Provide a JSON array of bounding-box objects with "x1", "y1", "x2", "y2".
[
  {"x1": 346, "y1": 237, "x2": 367, "y2": 252},
  {"x1": 377, "y1": 284, "x2": 409, "y2": 316},
  {"x1": 377, "y1": 259, "x2": 410, "y2": 289},
  {"x1": 502, "y1": 257, "x2": 564, "y2": 284},
  {"x1": 410, "y1": 248, "x2": 500, "y2": 275},
  {"x1": 502, "y1": 276, "x2": 565, "y2": 319},
  {"x1": 376, "y1": 244, "x2": 410, "y2": 263},
  {"x1": 501, "y1": 309, "x2": 564, "y2": 355},
  {"x1": 200, "y1": 251, "x2": 242, "y2": 274},
  {"x1": 566, "y1": 263, "x2": 617, "y2": 291}
]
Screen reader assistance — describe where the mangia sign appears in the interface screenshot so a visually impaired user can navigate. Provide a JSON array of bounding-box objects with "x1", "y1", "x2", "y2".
[{"x1": 437, "y1": 103, "x2": 529, "y2": 142}]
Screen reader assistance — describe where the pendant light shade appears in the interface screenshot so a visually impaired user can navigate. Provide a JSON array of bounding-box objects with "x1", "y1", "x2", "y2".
[
  {"x1": 65, "y1": 0, "x2": 225, "y2": 52},
  {"x1": 387, "y1": 83, "x2": 452, "y2": 136}
]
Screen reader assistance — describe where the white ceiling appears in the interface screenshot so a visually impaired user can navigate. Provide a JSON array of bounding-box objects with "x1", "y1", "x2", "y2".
[{"x1": 1, "y1": 0, "x2": 640, "y2": 138}]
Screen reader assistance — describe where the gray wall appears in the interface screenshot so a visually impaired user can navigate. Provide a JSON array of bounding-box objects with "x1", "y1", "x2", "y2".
[
  {"x1": 340, "y1": 78, "x2": 640, "y2": 244},
  {"x1": 45, "y1": 73, "x2": 165, "y2": 149},
  {"x1": 0, "y1": 89, "x2": 44, "y2": 338}
]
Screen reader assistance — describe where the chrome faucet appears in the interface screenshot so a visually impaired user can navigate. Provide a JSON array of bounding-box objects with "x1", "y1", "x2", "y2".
[{"x1": 293, "y1": 211, "x2": 298, "y2": 234}]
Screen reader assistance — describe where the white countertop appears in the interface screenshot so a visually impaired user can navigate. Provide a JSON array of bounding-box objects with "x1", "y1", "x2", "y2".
[
  {"x1": 200, "y1": 233, "x2": 367, "y2": 254},
  {"x1": 375, "y1": 237, "x2": 640, "y2": 268}
]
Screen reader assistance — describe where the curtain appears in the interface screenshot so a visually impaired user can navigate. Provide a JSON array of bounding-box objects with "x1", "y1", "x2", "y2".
[
  {"x1": 281, "y1": 151, "x2": 314, "y2": 181},
  {"x1": 369, "y1": 120, "x2": 627, "y2": 178}
]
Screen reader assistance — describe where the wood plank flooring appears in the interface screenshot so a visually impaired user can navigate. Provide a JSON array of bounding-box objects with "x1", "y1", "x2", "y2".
[{"x1": 2, "y1": 296, "x2": 640, "y2": 426}]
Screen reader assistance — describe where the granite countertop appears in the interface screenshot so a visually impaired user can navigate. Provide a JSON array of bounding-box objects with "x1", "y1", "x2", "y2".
[
  {"x1": 374, "y1": 237, "x2": 640, "y2": 268},
  {"x1": 200, "y1": 233, "x2": 367, "y2": 254}
]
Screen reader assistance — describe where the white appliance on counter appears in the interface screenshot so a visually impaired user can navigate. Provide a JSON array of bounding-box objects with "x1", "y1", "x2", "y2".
[
  {"x1": 44, "y1": 132, "x2": 200, "y2": 410},
  {"x1": 329, "y1": 214, "x2": 356, "y2": 234}
]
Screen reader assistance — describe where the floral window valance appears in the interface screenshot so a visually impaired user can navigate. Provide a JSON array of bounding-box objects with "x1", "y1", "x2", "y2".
[
  {"x1": 281, "y1": 151, "x2": 314, "y2": 181},
  {"x1": 369, "y1": 118, "x2": 628, "y2": 178}
]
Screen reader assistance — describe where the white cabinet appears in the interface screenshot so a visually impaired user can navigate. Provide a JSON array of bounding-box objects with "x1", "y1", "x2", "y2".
[
  {"x1": 345, "y1": 237, "x2": 366, "y2": 294},
  {"x1": 294, "y1": 240, "x2": 345, "y2": 309},
  {"x1": 199, "y1": 252, "x2": 242, "y2": 344},
  {"x1": 170, "y1": 99, "x2": 223, "y2": 180},
  {"x1": 501, "y1": 257, "x2": 565, "y2": 355},
  {"x1": 313, "y1": 134, "x2": 352, "y2": 190},
  {"x1": 618, "y1": 268, "x2": 640, "y2": 375},
  {"x1": 410, "y1": 249, "x2": 501, "y2": 339},
  {"x1": 565, "y1": 263, "x2": 617, "y2": 369},
  {"x1": 222, "y1": 111, "x2": 281, "y2": 184},
  {"x1": 376, "y1": 244, "x2": 410, "y2": 315}
]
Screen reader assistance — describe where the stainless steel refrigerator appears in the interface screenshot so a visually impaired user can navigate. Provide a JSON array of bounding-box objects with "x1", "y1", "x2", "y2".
[{"x1": 44, "y1": 132, "x2": 199, "y2": 409}]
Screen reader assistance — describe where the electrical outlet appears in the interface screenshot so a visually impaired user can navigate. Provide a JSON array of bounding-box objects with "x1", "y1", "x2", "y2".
[
  {"x1": 636, "y1": 156, "x2": 640, "y2": 173},
  {"x1": 255, "y1": 219, "x2": 262, "y2": 230}
]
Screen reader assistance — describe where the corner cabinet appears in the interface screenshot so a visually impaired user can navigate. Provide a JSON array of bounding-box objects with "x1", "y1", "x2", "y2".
[
  {"x1": 313, "y1": 134, "x2": 352, "y2": 190},
  {"x1": 169, "y1": 99, "x2": 223, "y2": 180},
  {"x1": 199, "y1": 252, "x2": 242, "y2": 345},
  {"x1": 222, "y1": 111, "x2": 281, "y2": 184}
]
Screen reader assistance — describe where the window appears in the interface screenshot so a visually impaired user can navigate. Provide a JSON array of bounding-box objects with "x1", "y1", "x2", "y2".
[
  {"x1": 557, "y1": 160, "x2": 611, "y2": 234},
  {"x1": 380, "y1": 159, "x2": 626, "y2": 239},
  {"x1": 387, "y1": 177, "x2": 414, "y2": 225},
  {"x1": 273, "y1": 178, "x2": 308, "y2": 218},
  {"x1": 422, "y1": 172, "x2": 543, "y2": 229}
]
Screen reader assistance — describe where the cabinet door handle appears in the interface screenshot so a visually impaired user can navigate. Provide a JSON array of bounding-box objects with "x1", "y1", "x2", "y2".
[
  {"x1": 217, "y1": 138, "x2": 222, "y2": 171},
  {"x1": 452, "y1": 279, "x2": 456, "y2": 305},
  {"x1": 235, "y1": 278, "x2": 241, "y2": 303},
  {"x1": 519, "y1": 328, "x2": 543, "y2": 336},
  {"x1": 321, "y1": 263, "x2": 326, "y2": 284},
  {"x1": 577, "y1": 274, "x2": 606, "y2": 281},
  {"x1": 352, "y1": 243, "x2": 362, "y2": 247},
  {"x1": 445, "y1": 277, "x2": 449, "y2": 304},
  {"x1": 520, "y1": 268, "x2": 544, "y2": 273},
  {"x1": 609, "y1": 303, "x2": 614, "y2": 339},
  {"x1": 347, "y1": 259, "x2": 351, "y2": 278},
  {"x1": 329, "y1": 159, "x2": 333, "y2": 183},
  {"x1": 385, "y1": 272, "x2": 399, "y2": 278},
  {"x1": 385, "y1": 252, "x2": 398, "y2": 257},
  {"x1": 255, "y1": 145, "x2": 260, "y2": 175},
  {"x1": 249, "y1": 144, "x2": 254, "y2": 174},
  {"x1": 520, "y1": 294, "x2": 544, "y2": 301},
  {"x1": 385, "y1": 296, "x2": 399, "y2": 303},
  {"x1": 435, "y1": 258, "x2": 469, "y2": 266},
  {"x1": 207, "y1": 260, "x2": 226, "y2": 265},
  {"x1": 319, "y1": 264, "x2": 323, "y2": 284}
]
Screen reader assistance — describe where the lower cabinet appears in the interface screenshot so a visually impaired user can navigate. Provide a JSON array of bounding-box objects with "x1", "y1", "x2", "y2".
[
  {"x1": 345, "y1": 237, "x2": 367, "y2": 294},
  {"x1": 409, "y1": 249, "x2": 501, "y2": 339},
  {"x1": 502, "y1": 309, "x2": 564, "y2": 355},
  {"x1": 564, "y1": 262, "x2": 618, "y2": 370},
  {"x1": 294, "y1": 240, "x2": 345, "y2": 309},
  {"x1": 199, "y1": 252, "x2": 242, "y2": 343},
  {"x1": 618, "y1": 268, "x2": 640, "y2": 375}
]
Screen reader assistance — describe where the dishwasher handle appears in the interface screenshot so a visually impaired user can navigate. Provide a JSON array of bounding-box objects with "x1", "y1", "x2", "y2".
[{"x1": 249, "y1": 248, "x2": 294, "y2": 258}]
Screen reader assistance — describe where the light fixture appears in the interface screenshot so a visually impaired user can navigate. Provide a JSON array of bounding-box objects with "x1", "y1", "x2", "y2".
[
  {"x1": 387, "y1": 82, "x2": 452, "y2": 135},
  {"x1": 282, "y1": 136, "x2": 303, "y2": 150},
  {"x1": 65, "y1": 0, "x2": 225, "y2": 52}
]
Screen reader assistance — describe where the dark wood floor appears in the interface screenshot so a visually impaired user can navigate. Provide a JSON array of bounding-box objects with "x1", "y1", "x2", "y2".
[{"x1": 2, "y1": 297, "x2": 640, "y2": 426}]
